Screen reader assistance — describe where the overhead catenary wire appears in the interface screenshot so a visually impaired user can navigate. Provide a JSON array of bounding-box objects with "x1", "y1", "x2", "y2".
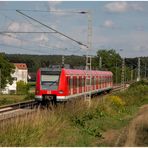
[
  {"x1": 0, "y1": 33, "x2": 81, "y2": 55},
  {"x1": 16, "y1": 10, "x2": 88, "y2": 48},
  {"x1": 20, "y1": 9, "x2": 88, "y2": 14},
  {"x1": 0, "y1": 9, "x2": 88, "y2": 55},
  {"x1": 0, "y1": 31, "x2": 56, "y2": 34},
  {"x1": 0, "y1": 43, "x2": 49, "y2": 54},
  {"x1": 0, "y1": 33, "x2": 72, "y2": 52}
]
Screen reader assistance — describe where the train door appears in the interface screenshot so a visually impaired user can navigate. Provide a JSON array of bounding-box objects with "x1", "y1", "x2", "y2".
[
  {"x1": 103, "y1": 76, "x2": 105, "y2": 88},
  {"x1": 73, "y1": 76, "x2": 77, "y2": 94},
  {"x1": 73, "y1": 76, "x2": 75, "y2": 94},
  {"x1": 96, "y1": 76, "x2": 98, "y2": 90},
  {"x1": 79, "y1": 76, "x2": 82, "y2": 93},
  {"x1": 100, "y1": 76, "x2": 102, "y2": 89},
  {"x1": 83, "y1": 76, "x2": 85, "y2": 93},
  {"x1": 67, "y1": 76, "x2": 70, "y2": 95},
  {"x1": 110, "y1": 76, "x2": 113, "y2": 86},
  {"x1": 77, "y1": 75, "x2": 79, "y2": 94},
  {"x1": 92, "y1": 76, "x2": 95, "y2": 90},
  {"x1": 105, "y1": 76, "x2": 107, "y2": 88},
  {"x1": 98, "y1": 76, "x2": 100, "y2": 89},
  {"x1": 70, "y1": 76, "x2": 73, "y2": 95}
]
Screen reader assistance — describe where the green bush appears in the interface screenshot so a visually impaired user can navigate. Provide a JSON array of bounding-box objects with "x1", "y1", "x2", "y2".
[
  {"x1": 24, "y1": 93, "x2": 35, "y2": 100},
  {"x1": 16, "y1": 81, "x2": 29, "y2": 95}
]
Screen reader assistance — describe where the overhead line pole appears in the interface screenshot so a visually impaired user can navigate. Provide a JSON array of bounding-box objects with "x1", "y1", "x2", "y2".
[
  {"x1": 0, "y1": 69, "x2": 1, "y2": 94},
  {"x1": 121, "y1": 58, "x2": 125, "y2": 88},
  {"x1": 16, "y1": 10, "x2": 88, "y2": 48},
  {"x1": 137, "y1": 57, "x2": 141, "y2": 81},
  {"x1": 85, "y1": 11, "x2": 92, "y2": 107}
]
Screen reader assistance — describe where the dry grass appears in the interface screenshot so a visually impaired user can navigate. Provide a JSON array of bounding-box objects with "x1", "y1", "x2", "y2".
[
  {"x1": 0, "y1": 94, "x2": 26, "y2": 106},
  {"x1": 0, "y1": 81, "x2": 148, "y2": 146}
]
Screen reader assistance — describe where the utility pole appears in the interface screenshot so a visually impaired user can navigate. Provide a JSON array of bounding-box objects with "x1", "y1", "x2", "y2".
[
  {"x1": 121, "y1": 58, "x2": 125, "y2": 88},
  {"x1": 99, "y1": 56, "x2": 102, "y2": 69},
  {"x1": 62, "y1": 55, "x2": 65, "y2": 68},
  {"x1": 131, "y1": 66, "x2": 133, "y2": 82},
  {"x1": 137, "y1": 57, "x2": 141, "y2": 81},
  {"x1": 0, "y1": 69, "x2": 1, "y2": 94},
  {"x1": 85, "y1": 11, "x2": 92, "y2": 107},
  {"x1": 116, "y1": 62, "x2": 117, "y2": 84},
  {"x1": 145, "y1": 63, "x2": 147, "y2": 79}
]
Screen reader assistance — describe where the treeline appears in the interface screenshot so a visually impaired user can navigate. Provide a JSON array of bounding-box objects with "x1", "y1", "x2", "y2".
[
  {"x1": 6, "y1": 54, "x2": 86, "y2": 72},
  {"x1": 3, "y1": 49, "x2": 148, "y2": 84}
]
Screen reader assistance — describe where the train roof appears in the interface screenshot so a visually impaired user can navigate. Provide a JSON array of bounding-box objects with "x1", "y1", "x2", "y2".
[
  {"x1": 62, "y1": 68, "x2": 113, "y2": 76},
  {"x1": 38, "y1": 67, "x2": 113, "y2": 76}
]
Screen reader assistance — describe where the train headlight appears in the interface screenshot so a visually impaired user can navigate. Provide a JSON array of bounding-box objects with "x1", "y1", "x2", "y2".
[
  {"x1": 36, "y1": 90, "x2": 39, "y2": 94},
  {"x1": 59, "y1": 90, "x2": 64, "y2": 94}
]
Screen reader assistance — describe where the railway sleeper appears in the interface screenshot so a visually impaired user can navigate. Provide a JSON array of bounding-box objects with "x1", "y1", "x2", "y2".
[{"x1": 41, "y1": 95, "x2": 57, "y2": 108}]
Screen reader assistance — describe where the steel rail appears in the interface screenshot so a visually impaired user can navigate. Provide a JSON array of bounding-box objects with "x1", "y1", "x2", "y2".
[{"x1": 0, "y1": 100, "x2": 37, "y2": 114}]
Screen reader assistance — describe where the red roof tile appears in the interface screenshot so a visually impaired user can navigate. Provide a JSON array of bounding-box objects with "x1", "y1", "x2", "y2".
[{"x1": 14, "y1": 63, "x2": 27, "y2": 70}]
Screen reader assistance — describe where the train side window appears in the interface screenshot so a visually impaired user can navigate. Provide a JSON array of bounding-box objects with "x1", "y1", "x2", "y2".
[
  {"x1": 79, "y1": 77, "x2": 81, "y2": 87},
  {"x1": 73, "y1": 77, "x2": 75, "y2": 89},
  {"x1": 70, "y1": 77, "x2": 73, "y2": 90},
  {"x1": 82, "y1": 77, "x2": 85, "y2": 86},
  {"x1": 75, "y1": 77, "x2": 78, "y2": 88}
]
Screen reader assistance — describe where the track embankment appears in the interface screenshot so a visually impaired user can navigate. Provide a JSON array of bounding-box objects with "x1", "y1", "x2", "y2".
[{"x1": 124, "y1": 104, "x2": 148, "y2": 146}]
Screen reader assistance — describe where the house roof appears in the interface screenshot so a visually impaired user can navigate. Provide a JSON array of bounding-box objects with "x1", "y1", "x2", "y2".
[{"x1": 14, "y1": 63, "x2": 27, "y2": 70}]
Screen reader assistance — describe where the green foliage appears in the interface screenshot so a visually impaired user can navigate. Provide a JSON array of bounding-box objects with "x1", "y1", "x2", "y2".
[
  {"x1": 0, "y1": 53, "x2": 15, "y2": 88},
  {"x1": 117, "y1": 81, "x2": 148, "y2": 106},
  {"x1": 6, "y1": 54, "x2": 86, "y2": 72},
  {"x1": 106, "y1": 95, "x2": 125, "y2": 109},
  {"x1": 93, "y1": 49, "x2": 122, "y2": 83},
  {"x1": 0, "y1": 82, "x2": 148, "y2": 146},
  {"x1": 96, "y1": 49, "x2": 122, "y2": 69},
  {"x1": 129, "y1": 80, "x2": 148, "y2": 89},
  {"x1": 0, "y1": 95, "x2": 26, "y2": 106},
  {"x1": 24, "y1": 93, "x2": 35, "y2": 100},
  {"x1": 16, "y1": 81, "x2": 29, "y2": 95}
]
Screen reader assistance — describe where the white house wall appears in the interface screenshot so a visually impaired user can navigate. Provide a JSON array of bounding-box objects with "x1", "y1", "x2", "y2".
[{"x1": 2, "y1": 67, "x2": 28, "y2": 94}]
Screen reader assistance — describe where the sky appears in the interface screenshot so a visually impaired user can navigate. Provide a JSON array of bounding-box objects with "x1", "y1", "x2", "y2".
[{"x1": 0, "y1": 1, "x2": 148, "y2": 58}]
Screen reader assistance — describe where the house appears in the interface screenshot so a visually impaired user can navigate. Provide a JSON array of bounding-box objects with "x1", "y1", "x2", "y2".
[{"x1": 2, "y1": 63, "x2": 28, "y2": 94}]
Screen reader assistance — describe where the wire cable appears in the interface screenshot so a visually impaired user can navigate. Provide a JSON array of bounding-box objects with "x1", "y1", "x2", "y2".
[{"x1": 16, "y1": 10, "x2": 88, "y2": 48}]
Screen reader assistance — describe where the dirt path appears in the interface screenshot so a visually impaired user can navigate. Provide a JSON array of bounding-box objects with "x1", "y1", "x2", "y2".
[
  {"x1": 124, "y1": 104, "x2": 148, "y2": 146},
  {"x1": 97, "y1": 104, "x2": 148, "y2": 147}
]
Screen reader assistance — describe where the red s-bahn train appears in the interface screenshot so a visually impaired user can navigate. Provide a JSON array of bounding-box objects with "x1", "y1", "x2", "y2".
[{"x1": 35, "y1": 68, "x2": 113, "y2": 102}]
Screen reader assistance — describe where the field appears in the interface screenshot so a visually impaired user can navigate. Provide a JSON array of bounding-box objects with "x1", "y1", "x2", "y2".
[
  {"x1": 0, "y1": 82, "x2": 35, "y2": 106},
  {"x1": 0, "y1": 81, "x2": 148, "y2": 146}
]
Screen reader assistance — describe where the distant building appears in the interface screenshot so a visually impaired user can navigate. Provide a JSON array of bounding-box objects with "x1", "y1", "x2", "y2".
[{"x1": 2, "y1": 63, "x2": 28, "y2": 94}]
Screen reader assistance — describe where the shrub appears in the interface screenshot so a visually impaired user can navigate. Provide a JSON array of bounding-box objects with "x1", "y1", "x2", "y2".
[
  {"x1": 16, "y1": 81, "x2": 29, "y2": 95},
  {"x1": 24, "y1": 93, "x2": 35, "y2": 100},
  {"x1": 106, "y1": 95, "x2": 125, "y2": 108}
]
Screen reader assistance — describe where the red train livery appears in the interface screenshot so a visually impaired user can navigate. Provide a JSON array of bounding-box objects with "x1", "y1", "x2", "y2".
[{"x1": 35, "y1": 68, "x2": 113, "y2": 102}]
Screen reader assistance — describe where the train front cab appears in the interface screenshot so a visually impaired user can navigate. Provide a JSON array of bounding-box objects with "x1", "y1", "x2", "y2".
[{"x1": 35, "y1": 68, "x2": 62, "y2": 103}]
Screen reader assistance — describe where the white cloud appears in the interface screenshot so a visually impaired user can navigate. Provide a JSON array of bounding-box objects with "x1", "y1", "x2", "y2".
[
  {"x1": 33, "y1": 33, "x2": 49, "y2": 42},
  {"x1": 8, "y1": 22, "x2": 34, "y2": 32},
  {"x1": 103, "y1": 20, "x2": 115, "y2": 28},
  {"x1": 105, "y1": 2, "x2": 143, "y2": 13},
  {"x1": 1, "y1": 34, "x2": 22, "y2": 46},
  {"x1": 131, "y1": 3, "x2": 143, "y2": 11},
  {"x1": 105, "y1": 2, "x2": 128, "y2": 13},
  {"x1": 47, "y1": 1, "x2": 62, "y2": 11}
]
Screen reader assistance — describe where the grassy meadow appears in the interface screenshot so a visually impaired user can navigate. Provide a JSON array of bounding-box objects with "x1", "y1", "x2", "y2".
[
  {"x1": 0, "y1": 82, "x2": 35, "y2": 106},
  {"x1": 0, "y1": 80, "x2": 148, "y2": 146}
]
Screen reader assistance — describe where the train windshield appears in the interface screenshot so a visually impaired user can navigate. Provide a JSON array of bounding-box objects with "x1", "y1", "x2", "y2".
[{"x1": 41, "y1": 71, "x2": 60, "y2": 90}]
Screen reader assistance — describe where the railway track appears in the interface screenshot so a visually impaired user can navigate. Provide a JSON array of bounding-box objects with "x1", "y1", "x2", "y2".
[
  {"x1": 0, "y1": 100, "x2": 38, "y2": 122},
  {"x1": 0, "y1": 84, "x2": 130, "y2": 122}
]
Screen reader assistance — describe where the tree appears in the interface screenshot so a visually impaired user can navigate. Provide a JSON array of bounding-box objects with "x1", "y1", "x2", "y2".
[
  {"x1": 16, "y1": 80, "x2": 29, "y2": 95},
  {"x1": 0, "y1": 53, "x2": 15, "y2": 89},
  {"x1": 93, "y1": 49, "x2": 122, "y2": 69},
  {"x1": 93, "y1": 49, "x2": 122, "y2": 83}
]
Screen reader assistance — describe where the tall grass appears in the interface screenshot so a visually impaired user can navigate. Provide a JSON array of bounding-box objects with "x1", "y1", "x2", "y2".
[{"x1": 0, "y1": 81, "x2": 148, "y2": 146}]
